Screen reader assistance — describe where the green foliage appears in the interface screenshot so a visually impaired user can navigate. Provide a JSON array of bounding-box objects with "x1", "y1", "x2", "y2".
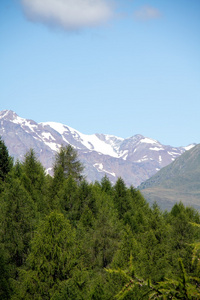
[
  {"x1": 53, "y1": 145, "x2": 84, "y2": 182},
  {"x1": 106, "y1": 253, "x2": 149, "y2": 300},
  {"x1": 0, "y1": 178, "x2": 35, "y2": 278},
  {"x1": 49, "y1": 164, "x2": 66, "y2": 205},
  {"x1": 0, "y1": 246, "x2": 11, "y2": 299},
  {"x1": 0, "y1": 144, "x2": 199, "y2": 299},
  {"x1": 51, "y1": 269, "x2": 90, "y2": 300},
  {"x1": 21, "y1": 149, "x2": 46, "y2": 190},
  {"x1": 15, "y1": 211, "x2": 78, "y2": 299},
  {"x1": 147, "y1": 259, "x2": 200, "y2": 299},
  {"x1": 114, "y1": 178, "x2": 131, "y2": 219},
  {"x1": 189, "y1": 222, "x2": 200, "y2": 273},
  {"x1": 111, "y1": 225, "x2": 141, "y2": 271},
  {"x1": 91, "y1": 197, "x2": 121, "y2": 269},
  {"x1": 49, "y1": 146, "x2": 84, "y2": 210},
  {"x1": 0, "y1": 136, "x2": 13, "y2": 182},
  {"x1": 107, "y1": 257, "x2": 200, "y2": 300},
  {"x1": 57, "y1": 176, "x2": 78, "y2": 215},
  {"x1": 20, "y1": 149, "x2": 48, "y2": 215},
  {"x1": 101, "y1": 175, "x2": 113, "y2": 195}
]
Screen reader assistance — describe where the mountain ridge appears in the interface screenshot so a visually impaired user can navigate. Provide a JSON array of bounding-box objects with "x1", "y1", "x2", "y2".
[
  {"x1": 0, "y1": 110, "x2": 195, "y2": 187},
  {"x1": 139, "y1": 144, "x2": 200, "y2": 210}
]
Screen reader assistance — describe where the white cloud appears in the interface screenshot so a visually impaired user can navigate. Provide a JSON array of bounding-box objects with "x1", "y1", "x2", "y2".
[
  {"x1": 134, "y1": 5, "x2": 161, "y2": 21},
  {"x1": 21, "y1": 0, "x2": 114, "y2": 30}
]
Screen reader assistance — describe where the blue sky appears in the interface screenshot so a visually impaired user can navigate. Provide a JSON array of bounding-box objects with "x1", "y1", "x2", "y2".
[{"x1": 0, "y1": 0, "x2": 200, "y2": 147}]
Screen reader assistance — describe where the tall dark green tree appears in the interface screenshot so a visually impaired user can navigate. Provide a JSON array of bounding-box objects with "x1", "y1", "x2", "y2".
[
  {"x1": 114, "y1": 178, "x2": 131, "y2": 219},
  {"x1": 100, "y1": 175, "x2": 113, "y2": 195},
  {"x1": 57, "y1": 176, "x2": 79, "y2": 221},
  {"x1": 14, "y1": 211, "x2": 78, "y2": 300},
  {"x1": 0, "y1": 136, "x2": 13, "y2": 182},
  {"x1": 21, "y1": 149, "x2": 46, "y2": 192},
  {"x1": 0, "y1": 178, "x2": 35, "y2": 280},
  {"x1": 20, "y1": 149, "x2": 48, "y2": 215},
  {"x1": 89, "y1": 192, "x2": 121, "y2": 269},
  {"x1": 0, "y1": 246, "x2": 11, "y2": 299}
]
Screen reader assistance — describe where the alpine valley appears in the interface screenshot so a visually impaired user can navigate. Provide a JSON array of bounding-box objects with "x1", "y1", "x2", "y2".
[{"x1": 0, "y1": 110, "x2": 195, "y2": 187}]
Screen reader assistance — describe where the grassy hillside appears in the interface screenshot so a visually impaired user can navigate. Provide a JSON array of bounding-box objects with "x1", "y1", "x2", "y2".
[{"x1": 139, "y1": 144, "x2": 200, "y2": 211}]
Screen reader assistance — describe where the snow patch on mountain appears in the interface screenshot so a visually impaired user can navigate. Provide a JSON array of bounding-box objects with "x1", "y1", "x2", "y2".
[
  {"x1": 183, "y1": 144, "x2": 196, "y2": 151},
  {"x1": 45, "y1": 142, "x2": 60, "y2": 151},
  {"x1": 11, "y1": 115, "x2": 37, "y2": 133},
  {"x1": 140, "y1": 137, "x2": 158, "y2": 144},
  {"x1": 136, "y1": 156, "x2": 149, "y2": 163},
  {"x1": 41, "y1": 132, "x2": 56, "y2": 141},
  {"x1": 42, "y1": 122, "x2": 71, "y2": 135},
  {"x1": 168, "y1": 151, "x2": 179, "y2": 156},
  {"x1": 80, "y1": 134, "x2": 119, "y2": 157},
  {"x1": 119, "y1": 150, "x2": 129, "y2": 160},
  {"x1": 149, "y1": 147, "x2": 164, "y2": 151},
  {"x1": 42, "y1": 121, "x2": 121, "y2": 158},
  {"x1": 93, "y1": 163, "x2": 116, "y2": 177}
]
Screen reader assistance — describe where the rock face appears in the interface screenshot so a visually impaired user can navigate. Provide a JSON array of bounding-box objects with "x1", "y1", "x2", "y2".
[{"x1": 0, "y1": 110, "x2": 194, "y2": 187}]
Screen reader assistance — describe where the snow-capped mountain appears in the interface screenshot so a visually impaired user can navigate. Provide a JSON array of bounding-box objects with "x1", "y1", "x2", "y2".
[{"x1": 0, "y1": 110, "x2": 195, "y2": 187}]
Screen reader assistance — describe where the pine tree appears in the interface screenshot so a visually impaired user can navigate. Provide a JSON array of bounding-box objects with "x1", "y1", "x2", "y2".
[
  {"x1": 20, "y1": 149, "x2": 48, "y2": 215},
  {"x1": 90, "y1": 192, "x2": 121, "y2": 269},
  {"x1": 0, "y1": 178, "x2": 35, "y2": 279},
  {"x1": 15, "y1": 211, "x2": 78, "y2": 300},
  {"x1": 0, "y1": 136, "x2": 13, "y2": 182},
  {"x1": 53, "y1": 145, "x2": 84, "y2": 182},
  {"x1": 100, "y1": 175, "x2": 113, "y2": 195},
  {"x1": 0, "y1": 246, "x2": 11, "y2": 299},
  {"x1": 114, "y1": 178, "x2": 130, "y2": 219}
]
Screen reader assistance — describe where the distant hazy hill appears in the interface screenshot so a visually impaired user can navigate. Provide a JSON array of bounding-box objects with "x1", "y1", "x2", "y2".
[{"x1": 139, "y1": 144, "x2": 200, "y2": 211}]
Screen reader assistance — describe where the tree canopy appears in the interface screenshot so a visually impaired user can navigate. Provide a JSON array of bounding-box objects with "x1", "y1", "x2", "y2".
[{"x1": 0, "y1": 137, "x2": 200, "y2": 299}]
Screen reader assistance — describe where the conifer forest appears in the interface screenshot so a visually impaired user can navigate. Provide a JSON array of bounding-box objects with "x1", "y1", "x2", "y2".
[{"x1": 0, "y1": 136, "x2": 200, "y2": 299}]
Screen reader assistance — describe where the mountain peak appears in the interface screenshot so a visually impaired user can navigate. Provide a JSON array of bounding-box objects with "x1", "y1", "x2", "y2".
[
  {"x1": 0, "y1": 110, "x2": 18, "y2": 120},
  {"x1": 0, "y1": 110, "x2": 194, "y2": 187}
]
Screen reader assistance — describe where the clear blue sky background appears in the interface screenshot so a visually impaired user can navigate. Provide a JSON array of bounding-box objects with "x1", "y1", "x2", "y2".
[{"x1": 0, "y1": 0, "x2": 200, "y2": 146}]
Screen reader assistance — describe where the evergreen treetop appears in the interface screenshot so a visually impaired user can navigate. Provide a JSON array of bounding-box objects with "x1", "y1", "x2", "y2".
[
  {"x1": 0, "y1": 136, "x2": 13, "y2": 182},
  {"x1": 53, "y1": 145, "x2": 84, "y2": 182}
]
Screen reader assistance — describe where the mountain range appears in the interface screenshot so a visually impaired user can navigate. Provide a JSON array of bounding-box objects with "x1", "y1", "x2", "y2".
[
  {"x1": 0, "y1": 110, "x2": 195, "y2": 187},
  {"x1": 139, "y1": 144, "x2": 200, "y2": 211}
]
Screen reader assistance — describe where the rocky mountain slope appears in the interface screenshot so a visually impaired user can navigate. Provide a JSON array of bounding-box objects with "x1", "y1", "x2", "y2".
[
  {"x1": 0, "y1": 110, "x2": 195, "y2": 187},
  {"x1": 139, "y1": 144, "x2": 200, "y2": 211}
]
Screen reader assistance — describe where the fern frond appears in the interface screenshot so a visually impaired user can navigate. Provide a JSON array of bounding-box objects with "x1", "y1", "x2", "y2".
[
  {"x1": 114, "y1": 281, "x2": 135, "y2": 300},
  {"x1": 189, "y1": 222, "x2": 200, "y2": 228},
  {"x1": 105, "y1": 268, "x2": 132, "y2": 282}
]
